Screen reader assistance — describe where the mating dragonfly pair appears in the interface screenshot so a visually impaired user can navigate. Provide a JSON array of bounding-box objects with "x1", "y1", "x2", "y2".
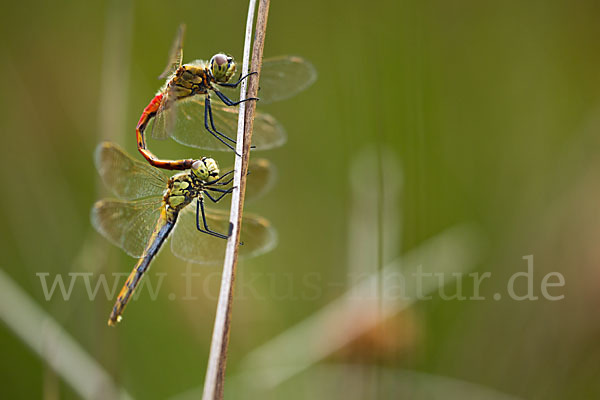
[{"x1": 92, "y1": 25, "x2": 315, "y2": 325}]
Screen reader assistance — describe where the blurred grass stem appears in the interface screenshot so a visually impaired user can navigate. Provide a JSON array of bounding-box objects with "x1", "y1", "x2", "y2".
[{"x1": 0, "y1": 269, "x2": 132, "y2": 400}]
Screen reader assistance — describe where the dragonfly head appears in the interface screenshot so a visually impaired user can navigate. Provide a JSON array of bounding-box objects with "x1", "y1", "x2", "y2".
[
  {"x1": 192, "y1": 157, "x2": 220, "y2": 181},
  {"x1": 209, "y1": 53, "x2": 236, "y2": 83}
]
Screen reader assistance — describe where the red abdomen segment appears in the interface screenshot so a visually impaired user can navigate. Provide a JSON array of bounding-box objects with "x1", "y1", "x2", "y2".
[{"x1": 136, "y1": 93, "x2": 195, "y2": 171}]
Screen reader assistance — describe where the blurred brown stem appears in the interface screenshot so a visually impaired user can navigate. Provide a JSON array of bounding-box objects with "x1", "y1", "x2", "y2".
[{"x1": 201, "y1": 0, "x2": 270, "y2": 399}]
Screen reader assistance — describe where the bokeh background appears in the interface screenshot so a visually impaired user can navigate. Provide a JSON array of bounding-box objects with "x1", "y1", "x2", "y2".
[{"x1": 2, "y1": 0, "x2": 600, "y2": 399}]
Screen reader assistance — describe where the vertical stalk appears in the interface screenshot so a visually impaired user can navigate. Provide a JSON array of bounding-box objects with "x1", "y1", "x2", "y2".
[{"x1": 202, "y1": 0, "x2": 270, "y2": 399}]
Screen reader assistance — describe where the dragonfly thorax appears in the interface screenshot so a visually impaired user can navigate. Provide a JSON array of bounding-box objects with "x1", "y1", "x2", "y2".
[
  {"x1": 166, "y1": 64, "x2": 211, "y2": 99},
  {"x1": 165, "y1": 173, "x2": 204, "y2": 212}
]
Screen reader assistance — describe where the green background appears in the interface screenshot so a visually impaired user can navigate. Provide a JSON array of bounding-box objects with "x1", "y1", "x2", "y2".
[{"x1": 1, "y1": 0, "x2": 599, "y2": 398}]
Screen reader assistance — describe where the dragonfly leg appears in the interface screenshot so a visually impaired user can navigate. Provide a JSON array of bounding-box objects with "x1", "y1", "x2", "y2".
[
  {"x1": 205, "y1": 187, "x2": 234, "y2": 203},
  {"x1": 205, "y1": 96, "x2": 237, "y2": 144},
  {"x1": 213, "y1": 89, "x2": 259, "y2": 106},
  {"x1": 210, "y1": 168, "x2": 251, "y2": 186},
  {"x1": 206, "y1": 169, "x2": 234, "y2": 185},
  {"x1": 217, "y1": 71, "x2": 257, "y2": 88},
  {"x1": 196, "y1": 198, "x2": 229, "y2": 239},
  {"x1": 207, "y1": 187, "x2": 234, "y2": 193},
  {"x1": 210, "y1": 92, "x2": 258, "y2": 150},
  {"x1": 215, "y1": 176, "x2": 235, "y2": 186},
  {"x1": 203, "y1": 97, "x2": 241, "y2": 156}
]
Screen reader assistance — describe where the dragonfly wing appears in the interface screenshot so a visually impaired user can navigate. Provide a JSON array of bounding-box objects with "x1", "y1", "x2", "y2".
[
  {"x1": 170, "y1": 206, "x2": 277, "y2": 264},
  {"x1": 218, "y1": 158, "x2": 276, "y2": 202},
  {"x1": 258, "y1": 56, "x2": 317, "y2": 104},
  {"x1": 218, "y1": 56, "x2": 316, "y2": 104},
  {"x1": 158, "y1": 24, "x2": 185, "y2": 79},
  {"x1": 91, "y1": 198, "x2": 164, "y2": 258},
  {"x1": 149, "y1": 92, "x2": 177, "y2": 141},
  {"x1": 168, "y1": 97, "x2": 286, "y2": 151},
  {"x1": 95, "y1": 142, "x2": 168, "y2": 200}
]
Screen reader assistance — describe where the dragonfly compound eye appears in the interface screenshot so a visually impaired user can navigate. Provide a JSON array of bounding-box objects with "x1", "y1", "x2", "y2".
[
  {"x1": 191, "y1": 160, "x2": 208, "y2": 180},
  {"x1": 192, "y1": 158, "x2": 219, "y2": 181},
  {"x1": 204, "y1": 158, "x2": 220, "y2": 178},
  {"x1": 210, "y1": 53, "x2": 236, "y2": 83}
]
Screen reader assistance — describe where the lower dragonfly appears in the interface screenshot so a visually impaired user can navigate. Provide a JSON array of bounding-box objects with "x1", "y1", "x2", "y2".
[
  {"x1": 91, "y1": 141, "x2": 276, "y2": 326},
  {"x1": 137, "y1": 24, "x2": 317, "y2": 170}
]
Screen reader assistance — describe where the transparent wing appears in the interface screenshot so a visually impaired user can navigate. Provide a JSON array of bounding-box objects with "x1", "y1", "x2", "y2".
[
  {"x1": 149, "y1": 96, "x2": 286, "y2": 151},
  {"x1": 158, "y1": 24, "x2": 185, "y2": 79},
  {"x1": 218, "y1": 158, "x2": 276, "y2": 202},
  {"x1": 149, "y1": 91, "x2": 177, "y2": 141},
  {"x1": 170, "y1": 206, "x2": 277, "y2": 264},
  {"x1": 95, "y1": 141, "x2": 168, "y2": 200},
  {"x1": 91, "y1": 198, "x2": 164, "y2": 258},
  {"x1": 219, "y1": 56, "x2": 316, "y2": 104},
  {"x1": 256, "y1": 56, "x2": 317, "y2": 104}
]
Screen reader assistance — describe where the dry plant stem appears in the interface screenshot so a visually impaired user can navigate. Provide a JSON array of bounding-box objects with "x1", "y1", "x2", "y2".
[{"x1": 202, "y1": 0, "x2": 270, "y2": 399}]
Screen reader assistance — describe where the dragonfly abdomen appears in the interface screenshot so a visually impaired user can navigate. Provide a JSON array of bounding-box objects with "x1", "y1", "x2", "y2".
[
  {"x1": 108, "y1": 210, "x2": 176, "y2": 326},
  {"x1": 136, "y1": 92, "x2": 195, "y2": 171},
  {"x1": 136, "y1": 93, "x2": 162, "y2": 154}
]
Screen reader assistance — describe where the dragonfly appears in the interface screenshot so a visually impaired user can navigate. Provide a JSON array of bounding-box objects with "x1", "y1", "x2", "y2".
[
  {"x1": 136, "y1": 24, "x2": 317, "y2": 170},
  {"x1": 91, "y1": 141, "x2": 276, "y2": 326}
]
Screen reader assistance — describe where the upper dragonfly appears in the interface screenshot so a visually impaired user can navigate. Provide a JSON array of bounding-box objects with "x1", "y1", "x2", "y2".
[
  {"x1": 137, "y1": 24, "x2": 316, "y2": 170},
  {"x1": 92, "y1": 142, "x2": 276, "y2": 325}
]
